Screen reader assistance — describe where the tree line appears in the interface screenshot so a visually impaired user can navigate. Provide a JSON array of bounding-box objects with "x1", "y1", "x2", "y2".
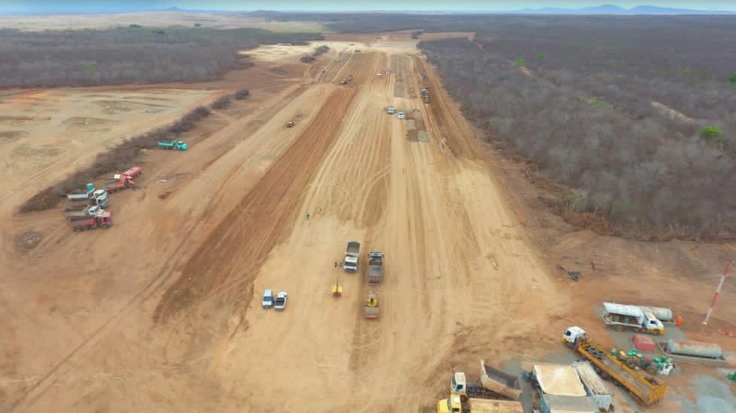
[
  {"x1": 0, "y1": 27, "x2": 323, "y2": 88},
  {"x1": 419, "y1": 37, "x2": 736, "y2": 240}
]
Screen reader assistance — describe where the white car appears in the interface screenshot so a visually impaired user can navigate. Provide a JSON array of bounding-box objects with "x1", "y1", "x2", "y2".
[
  {"x1": 262, "y1": 289, "x2": 274, "y2": 309},
  {"x1": 397, "y1": 112, "x2": 406, "y2": 119},
  {"x1": 275, "y1": 291, "x2": 288, "y2": 311}
]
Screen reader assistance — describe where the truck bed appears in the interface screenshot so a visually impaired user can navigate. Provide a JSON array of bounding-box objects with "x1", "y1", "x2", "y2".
[
  {"x1": 480, "y1": 360, "x2": 522, "y2": 400},
  {"x1": 467, "y1": 399, "x2": 523, "y2": 413},
  {"x1": 579, "y1": 343, "x2": 665, "y2": 405},
  {"x1": 67, "y1": 215, "x2": 94, "y2": 222}
]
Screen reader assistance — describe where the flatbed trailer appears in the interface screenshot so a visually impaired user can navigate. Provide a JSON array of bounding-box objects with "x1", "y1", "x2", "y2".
[{"x1": 563, "y1": 326, "x2": 667, "y2": 406}]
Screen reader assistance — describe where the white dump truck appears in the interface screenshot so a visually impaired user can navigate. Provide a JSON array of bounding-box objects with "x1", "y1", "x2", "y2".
[{"x1": 343, "y1": 241, "x2": 360, "y2": 273}]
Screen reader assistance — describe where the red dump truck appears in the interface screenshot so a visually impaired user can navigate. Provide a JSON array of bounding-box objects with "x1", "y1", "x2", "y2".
[
  {"x1": 67, "y1": 211, "x2": 113, "y2": 232},
  {"x1": 105, "y1": 174, "x2": 136, "y2": 193}
]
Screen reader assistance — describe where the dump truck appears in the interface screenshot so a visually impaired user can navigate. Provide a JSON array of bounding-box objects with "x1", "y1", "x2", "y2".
[
  {"x1": 602, "y1": 302, "x2": 664, "y2": 335},
  {"x1": 343, "y1": 241, "x2": 360, "y2": 273},
  {"x1": 563, "y1": 326, "x2": 667, "y2": 406},
  {"x1": 387, "y1": 106, "x2": 396, "y2": 114},
  {"x1": 67, "y1": 184, "x2": 109, "y2": 208},
  {"x1": 67, "y1": 211, "x2": 113, "y2": 232},
  {"x1": 157, "y1": 139, "x2": 188, "y2": 151},
  {"x1": 105, "y1": 173, "x2": 136, "y2": 193},
  {"x1": 480, "y1": 360, "x2": 522, "y2": 400},
  {"x1": 421, "y1": 88, "x2": 430, "y2": 103},
  {"x1": 367, "y1": 252, "x2": 384, "y2": 285},
  {"x1": 63, "y1": 205, "x2": 104, "y2": 218},
  {"x1": 365, "y1": 291, "x2": 379, "y2": 319},
  {"x1": 438, "y1": 384, "x2": 524, "y2": 413},
  {"x1": 449, "y1": 362, "x2": 521, "y2": 402},
  {"x1": 66, "y1": 183, "x2": 95, "y2": 201},
  {"x1": 122, "y1": 166, "x2": 142, "y2": 178}
]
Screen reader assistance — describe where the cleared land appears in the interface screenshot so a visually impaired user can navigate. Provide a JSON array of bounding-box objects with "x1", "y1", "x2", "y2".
[{"x1": 0, "y1": 27, "x2": 734, "y2": 413}]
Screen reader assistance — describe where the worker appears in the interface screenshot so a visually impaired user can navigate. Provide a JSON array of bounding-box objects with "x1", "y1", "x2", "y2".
[{"x1": 675, "y1": 315, "x2": 683, "y2": 326}]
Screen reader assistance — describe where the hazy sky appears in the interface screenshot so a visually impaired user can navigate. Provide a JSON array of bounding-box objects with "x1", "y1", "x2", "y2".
[{"x1": 1, "y1": 0, "x2": 735, "y2": 13}]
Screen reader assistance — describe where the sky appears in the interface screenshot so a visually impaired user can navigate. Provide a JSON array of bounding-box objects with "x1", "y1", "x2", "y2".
[{"x1": 1, "y1": 0, "x2": 735, "y2": 13}]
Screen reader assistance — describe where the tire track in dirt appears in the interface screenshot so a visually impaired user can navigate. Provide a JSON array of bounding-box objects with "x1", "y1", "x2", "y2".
[
  {"x1": 154, "y1": 86, "x2": 356, "y2": 325},
  {"x1": 5, "y1": 82, "x2": 322, "y2": 413},
  {"x1": 412, "y1": 56, "x2": 481, "y2": 160}
]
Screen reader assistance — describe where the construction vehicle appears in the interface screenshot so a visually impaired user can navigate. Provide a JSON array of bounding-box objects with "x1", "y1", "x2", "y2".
[
  {"x1": 421, "y1": 88, "x2": 430, "y2": 103},
  {"x1": 343, "y1": 241, "x2": 360, "y2": 273},
  {"x1": 122, "y1": 166, "x2": 142, "y2": 179},
  {"x1": 480, "y1": 360, "x2": 522, "y2": 400},
  {"x1": 602, "y1": 302, "x2": 664, "y2": 335},
  {"x1": 563, "y1": 326, "x2": 667, "y2": 406},
  {"x1": 66, "y1": 184, "x2": 109, "y2": 208},
  {"x1": 386, "y1": 106, "x2": 396, "y2": 114},
  {"x1": 611, "y1": 348, "x2": 674, "y2": 375},
  {"x1": 67, "y1": 211, "x2": 113, "y2": 232},
  {"x1": 448, "y1": 362, "x2": 521, "y2": 402},
  {"x1": 105, "y1": 173, "x2": 136, "y2": 193},
  {"x1": 286, "y1": 121, "x2": 295, "y2": 128},
  {"x1": 340, "y1": 79, "x2": 348, "y2": 85},
  {"x1": 63, "y1": 205, "x2": 104, "y2": 218},
  {"x1": 367, "y1": 252, "x2": 384, "y2": 285},
  {"x1": 157, "y1": 139, "x2": 188, "y2": 151},
  {"x1": 364, "y1": 291, "x2": 379, "y2": 319},
  {"x1": 438, "y1": 383, "x2": 523, "y2": 413}
]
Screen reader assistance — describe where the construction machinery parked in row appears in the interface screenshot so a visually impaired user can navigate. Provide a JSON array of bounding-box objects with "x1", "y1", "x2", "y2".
[{"x1": 563, "y1": 326, "x2": 667, "y2": 406}]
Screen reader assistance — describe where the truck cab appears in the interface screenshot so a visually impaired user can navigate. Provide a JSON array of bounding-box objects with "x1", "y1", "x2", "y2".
[
  {"x1": 644, "y1": 312, "x2": 665, "y2": 334},
  {"x1": 91, "y1": 189, "x2": 109, "y2": 208},
  {"x1": 451, "y1": 372, "x2": 468, "y2": 400},
  {"x1": 437, "y1": 394, "x2": 462, "y2": 413},
  {"x1": 563, "y1": 326, "x2": 588, "y2": 347},
  {"x1": 343, "y1": 256, "x2": 359, "y2": 272}
]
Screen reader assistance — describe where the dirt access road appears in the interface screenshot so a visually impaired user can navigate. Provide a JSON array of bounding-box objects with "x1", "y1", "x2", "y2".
[{"x1": 1, "y1": 39, "x2": 567, "y2": 412}]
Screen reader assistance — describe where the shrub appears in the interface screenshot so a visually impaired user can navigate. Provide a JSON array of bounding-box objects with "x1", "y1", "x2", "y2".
[
  {"x1": 211, "y1": 95, "x2": 233, "y2": 109},
  {"x1": 234, "y1": 89, "x2": 250, "y2": 100}
]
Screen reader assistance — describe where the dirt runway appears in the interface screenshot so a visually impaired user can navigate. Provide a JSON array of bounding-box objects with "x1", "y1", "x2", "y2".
[{"x1": 2, "y1": 40, "x2": 569, "y2": 413}]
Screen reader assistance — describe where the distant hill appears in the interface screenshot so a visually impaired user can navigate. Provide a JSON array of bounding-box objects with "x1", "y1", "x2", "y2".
[{"x1": 519, "y1": 4, "x2": 735, "y2": 15}]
